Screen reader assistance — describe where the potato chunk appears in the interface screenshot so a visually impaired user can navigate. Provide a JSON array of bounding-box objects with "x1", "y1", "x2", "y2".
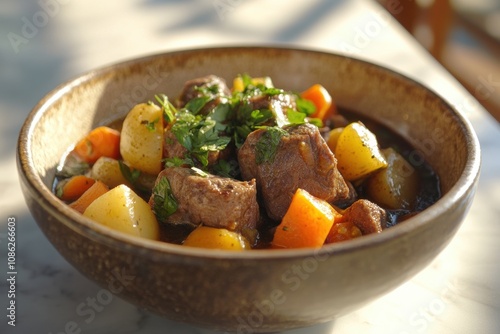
[
  {"x1": 91, "y1": 157, "x2": 130, "y2": 188},
  {"x1": 83, "y1": 184, "x2": 160, "y2": 240},
  {"x1": 335, "y1": 122, "x2": 387, "y2": 181},
  {"x1": 183, "y1": 226, "x2": 249, "y2": 250},
  {"x1": 120, "y1": 103, "x2": 163, "y2": 175},
  {"x1": 365, "y1": 148, "x2": 419, "y2": 210}
]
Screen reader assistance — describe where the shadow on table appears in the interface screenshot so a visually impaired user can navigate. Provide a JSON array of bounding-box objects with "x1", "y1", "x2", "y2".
[{"x1": 141, "y1": 0, "x2": 348, "y2": 43}]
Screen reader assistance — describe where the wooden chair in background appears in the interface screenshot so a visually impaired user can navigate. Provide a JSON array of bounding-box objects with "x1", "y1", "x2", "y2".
[{"x1": 378, "y1": 0, "x2": 500, "y2": 121}]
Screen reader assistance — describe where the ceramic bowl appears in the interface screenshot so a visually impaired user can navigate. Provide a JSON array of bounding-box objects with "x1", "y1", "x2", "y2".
[{"x1": 17, "y1": 46, "x2": 480, "y2": 333}]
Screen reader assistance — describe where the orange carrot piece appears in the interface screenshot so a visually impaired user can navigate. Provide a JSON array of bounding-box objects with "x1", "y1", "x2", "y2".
[
  {"x1": 69, "y1": 181, "x2": 109, "y2": 214},
  {"x1": 326, "y1": 221, "x2": 362, "y2": 244},
  {"x1": 73, "y1": 126, "x2": 121, "y2": 164},
  {"x1": 272, "y1": 188, "x2": 337, "y2": 249},
  {"x1": 300, "y1": 84, "x2": 335, "y2": 121},
  {"x1": 57, "y1": 175, "x2": 96, "y2": 202}
]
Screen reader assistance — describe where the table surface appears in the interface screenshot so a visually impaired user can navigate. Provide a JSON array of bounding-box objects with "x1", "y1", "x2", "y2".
[{"x1": 1, "y1": 0, "x2": 499, "y2": 333}]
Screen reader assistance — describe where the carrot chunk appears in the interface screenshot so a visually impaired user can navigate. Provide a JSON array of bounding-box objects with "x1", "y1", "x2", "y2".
[
  {"x1": 73, "y1": 126, "x2": 121, "y2": 164},
  {"x1": 56, "y1": 175, "x2": 96, "y2": 202},
  {"x1": 69, "y1": 181, "x2": 109, "y2": 214},
  {"x1": 272, "y1": 188, "x2": 338, "y2": 249},
  {"x1": 326, "y1": 221, "x2": 362, "y2": 244},
  {"x1": 300, "y1": 84, "x2": 335, "y2": 121}
]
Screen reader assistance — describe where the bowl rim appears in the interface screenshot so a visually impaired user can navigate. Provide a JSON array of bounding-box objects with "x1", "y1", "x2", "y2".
[{"x1": 17, "y1": 45, "x2": 482, "y2": 260}]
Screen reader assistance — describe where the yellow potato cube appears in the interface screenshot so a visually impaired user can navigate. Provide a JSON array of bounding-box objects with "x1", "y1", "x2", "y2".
[
  {"x1": 335, "y1": 122, "x2": 387, "y2": 181},
  {"x1": 83, "y1": 184, "x2": 160, "y2": 240}
]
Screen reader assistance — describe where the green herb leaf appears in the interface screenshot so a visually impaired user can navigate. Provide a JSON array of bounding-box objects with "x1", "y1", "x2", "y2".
[
  {"x1": 155, "y1": 94, "x2": 176, "y2": 123},
  {"x1": 255, "y1": 126, "x2": 288, "y2": 164},
  {"x1": 152, "y1": 177, "x2": 178, "y2": 221},
  {"x1": 307, "y1": 117, "x2": 323, "y2": 128},
  {"x1": 118, "y1": 160, "x2": 142, "y2": 184},
  {"x1": 195, "y1": 82, "x2": 221, "y2": 96},
  {"x1": 212, "y1": 159, "x2": 240, "y2": 178},
  {"x1": 295, "y1": 96, "x2": 317, "y2": 116},
  {"x1": 185, "y1": 96, "x2": 211, "y2": 115},
  {"x1": 163, "y1": 157, "x2": 194, "y2": 168},
  {"x1": 286, "y1": 109, "x2": 307, "y2": 125},
  {"x1": 141, "y1": 118, "x2": 160, "y2": 132},
  {"x1": 170, "y1": 111, "x2": 231, "y2": 167}
]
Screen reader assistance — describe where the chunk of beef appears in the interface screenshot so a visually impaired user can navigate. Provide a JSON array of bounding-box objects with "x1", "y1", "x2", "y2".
[
  {"x1": 149, "y1": 167, "x2": 259, "y2": 232},
  {"x1": 339, "y1": 199, "x2": 386, "y2": 234},
  {"x1": 177, "y1": 75, "x2": 231, "y2": 114},
  {"x1": 238, "y1": 123, "x2": 353, "y2": 221}
]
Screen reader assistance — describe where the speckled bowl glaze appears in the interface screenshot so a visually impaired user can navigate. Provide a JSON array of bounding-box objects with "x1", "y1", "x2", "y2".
[{"x1": 17, "y1": 47, "x2": 480, "y2": 333}]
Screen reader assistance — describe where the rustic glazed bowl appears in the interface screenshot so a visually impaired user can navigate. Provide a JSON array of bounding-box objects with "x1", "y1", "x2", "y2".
[{"x1": 17, "y1": 47, "x2": 480, "y2": 333}]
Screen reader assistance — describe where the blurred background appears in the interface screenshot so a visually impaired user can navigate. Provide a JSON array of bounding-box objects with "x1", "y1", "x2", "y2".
[{"x1": 378, "y1": 0, "x2": 500, "y2": 121}]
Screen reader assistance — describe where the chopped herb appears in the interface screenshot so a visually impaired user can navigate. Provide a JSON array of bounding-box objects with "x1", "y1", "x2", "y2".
[
  {"x1": 163, "y1": 156, "x2": 194, "y2": 168},
  {"x1": 295, "y1": 96, "x2": 316, "y2": 116},
  {"x1": 141, "y1": 118, "x2": 159, "y2": 132},
  {"x1": 155, "y1": 94, "x2": 176, "y2": 123},
  {"x1": 185, "y1": 96, "x2": 212, "y2": 115},
  {"x1": 152, "y1": 177, "x2": 178, "y2": 221},
  {"x1": 118, "y1": 160, "x2": 141, "y2": 184},
  {"x1": 195, "y1": 83, "x2": 221, "y2": 96},
  {"x1": 170, "y1": 111, "x2": 231, "y2": 167},
  {"x1": 255, "y1": 126, "x2": 288, "y2": 164},
  {"x1": 241, "y1": 73, "x2": 253, "y2": 88},
  {"x1": 307, "y1": 117, "x2": 323, "y2": 128},
  {"x1": 286, "y1": 109, "x2": 307, "y2": 125},
  {"x1": 212, "y1": 159, "x2": 240, "y2": 178},
  {"x1": 210, "y1": 103, "x2": 231, "y2": 131},
  {"x1": 233, "y1": 103, "x2": 274, "y2": 147}
]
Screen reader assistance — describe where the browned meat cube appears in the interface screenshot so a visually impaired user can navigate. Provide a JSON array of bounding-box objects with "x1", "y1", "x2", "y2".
[
  {"x1": 149, "y1": 167, "x2": 259, "y2": 232},
  {"x1": 177, "y1": 75, "x2": 231, "y2": 114},
  {"x1": 238, "y1": 123, "x2": 353, "y2": 221},
  {"x1": 339, "y1": 199, "x2": 386, "y2": 234}
]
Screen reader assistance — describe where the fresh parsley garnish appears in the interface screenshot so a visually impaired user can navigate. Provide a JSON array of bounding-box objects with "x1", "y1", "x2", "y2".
[
  {"x1": 170, "y1": 110, "x2": 231, "y2": 167},
  {"x1": 155, "y1": 94, "x2": 176, "y2": 123},
  {"x1": 232, "y1": 103, "x2": 274, "y2": 147},
  {"x1": 212, "y1": 159, "x2": 240, "y2": 178},
  {"x1": 255, "y1": 126, "x2": 289, "y2": 164},
  {"x1": 295, "y1": 96, "x2": 316, "y2": 116},
  {"x1": 163, "y1": 156, "x2": 194, "y2": 168},
  {"x1": 152, "y1": 177, "x2": 178, "y2": 221},
  {"x1": 286, "y1": 109, "x2": 307, "y2": 125},
  {"x1": 185, "y1": 96, "x2": 212, "y2": 115}
]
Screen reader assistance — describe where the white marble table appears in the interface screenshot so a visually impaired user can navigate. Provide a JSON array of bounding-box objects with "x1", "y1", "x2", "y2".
[{"x1": 1, "y1": 0, "x2": 499, "y2": 333}]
